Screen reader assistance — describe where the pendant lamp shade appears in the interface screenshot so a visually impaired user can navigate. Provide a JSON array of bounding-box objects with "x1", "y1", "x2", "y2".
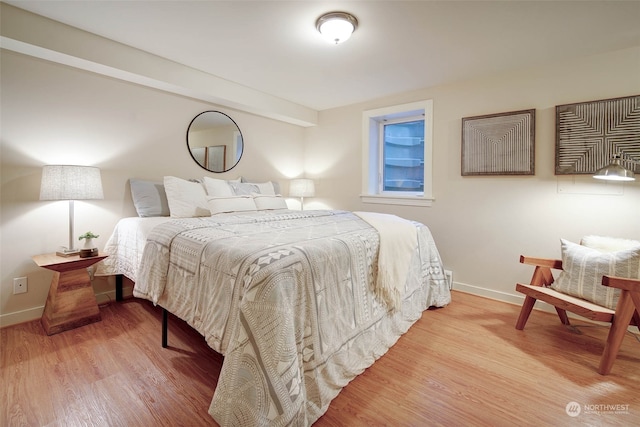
[{"x1": 593, "y1": 155, "x2": 636, "y2": 182}]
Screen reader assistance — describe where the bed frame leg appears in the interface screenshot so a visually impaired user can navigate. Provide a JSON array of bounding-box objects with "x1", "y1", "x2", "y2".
[
  {"x1": 115, "y1": 274, "x2": 123, "y2": 301},
  {"x1": 162, "y1": 308, "x2": 168, "y2": 348}
]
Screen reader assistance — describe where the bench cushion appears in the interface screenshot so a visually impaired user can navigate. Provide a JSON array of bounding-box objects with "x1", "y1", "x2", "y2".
[{"x1": 551, "y1": 239, "x2": 640, "y2": 310}]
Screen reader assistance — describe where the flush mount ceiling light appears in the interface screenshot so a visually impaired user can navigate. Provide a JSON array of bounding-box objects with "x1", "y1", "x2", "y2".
[{"x1": 316, "y1": 11, "x2": 358, "y2": 44}]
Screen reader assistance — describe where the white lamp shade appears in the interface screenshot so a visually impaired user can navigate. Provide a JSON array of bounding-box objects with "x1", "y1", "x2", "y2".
[
  {"x1": 289, "y1": 179, "x2": 315, "y2": 198},
  {"x1": 40, "y1": 165, "x2": 104, "y2": 200}
]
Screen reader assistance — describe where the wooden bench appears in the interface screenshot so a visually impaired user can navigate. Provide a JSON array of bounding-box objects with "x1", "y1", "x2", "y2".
[{"x1": 515, "y1": 255, "x2": 640, "y2": 375}]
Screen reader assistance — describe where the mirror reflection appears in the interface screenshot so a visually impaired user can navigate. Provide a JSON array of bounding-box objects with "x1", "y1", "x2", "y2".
[{"x1": 187, "y1": 111, "x2": 244, "y2": 172}]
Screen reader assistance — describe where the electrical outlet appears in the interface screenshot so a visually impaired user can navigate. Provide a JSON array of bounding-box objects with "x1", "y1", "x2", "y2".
[
  {"x1": 444, "y1": 270, "x2": 453, "y2": 290},
  {"x1": 13, "y1": 277, "x2": 28, "y2": 294}
]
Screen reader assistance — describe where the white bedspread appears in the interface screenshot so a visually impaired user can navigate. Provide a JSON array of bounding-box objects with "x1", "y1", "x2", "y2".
[
  {"x1": 95, "y1": 216, "x2": 171, "y2": 282},
  {"x1": 128, "y1": 209, "x2": 450, "y2": 426}
]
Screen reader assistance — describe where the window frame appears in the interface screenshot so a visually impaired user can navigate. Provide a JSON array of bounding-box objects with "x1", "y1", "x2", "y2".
[{"x1": 361, "y1": 100, "x2": 434, "y2": 207}]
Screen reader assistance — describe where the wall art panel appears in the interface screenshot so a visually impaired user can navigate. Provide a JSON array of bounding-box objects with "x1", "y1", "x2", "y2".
[
  {"x1": 462, "y1": 109, "x2": 535, "y2": 176},
  {"x1": 556, "y1": 95, "x2": 640, "y2": 175}
]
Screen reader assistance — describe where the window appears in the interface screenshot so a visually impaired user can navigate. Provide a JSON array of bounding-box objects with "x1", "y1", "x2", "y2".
[
  {"x1": 361, "y1": 100, "x2": 434, "y2": 206},
  {"x1": 383, "y1": 118, "x2": 424, "y2": 192}
]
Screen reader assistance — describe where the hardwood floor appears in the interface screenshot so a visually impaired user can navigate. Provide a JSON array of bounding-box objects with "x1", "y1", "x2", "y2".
[{"x1": 2, "y1": 291, "x2": 638, "y2": 426}]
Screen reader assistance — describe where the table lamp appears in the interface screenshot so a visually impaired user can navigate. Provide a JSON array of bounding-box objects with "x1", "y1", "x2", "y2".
[
  {"x1": 39, "y1": 165, "x2": 104, "y2": 256},
  {"x1": 289, "y1": 178, "x2": 315, "y2": 210}
]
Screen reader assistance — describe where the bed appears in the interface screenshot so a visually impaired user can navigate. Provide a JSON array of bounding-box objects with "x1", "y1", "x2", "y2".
[{"x1": 97, "y1": 177, "x2": 451, "y2": 426}]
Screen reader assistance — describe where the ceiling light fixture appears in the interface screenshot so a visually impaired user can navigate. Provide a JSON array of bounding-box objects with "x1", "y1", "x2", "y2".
[{"x1": 316, "y1": 12, "x2": 358, "y2": 45}]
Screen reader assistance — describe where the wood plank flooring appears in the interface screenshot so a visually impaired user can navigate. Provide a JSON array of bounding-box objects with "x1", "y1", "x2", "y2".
[{"x1": 1, "y1": 291, "x2": 638, "y2": 426}]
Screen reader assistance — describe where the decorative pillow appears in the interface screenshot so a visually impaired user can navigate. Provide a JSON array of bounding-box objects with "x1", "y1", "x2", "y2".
[
  {"x1": 241, "y1": 178, "x2": 279, "y2": 195},
  {"x1": 203, "y1": 176, "x2": 235, "y2": 197},
  {"x1": 129, "y1": 179, "x2": 170, "y2": 217},
  {"x1": 551, "y1": 239, "x2": 640, "y2": 310},
  {"x1": 163, "y1": 176, "x2": 210, "y2": 217},
  {"x1": 229, "y1": 182, "x2": 260, "y2": 196},
  {"x1": 250, "y1": 182, "x2": 277, "y2": 195},
  {"x1": 253, "y1": 194, "x2": 288, "y2": 210},
  {"x1": 207, "y1": 196, "x2": 257, "y2": 214},
  {"x1": 581, "y1": 235, "x2": 640, "y2": 253}
]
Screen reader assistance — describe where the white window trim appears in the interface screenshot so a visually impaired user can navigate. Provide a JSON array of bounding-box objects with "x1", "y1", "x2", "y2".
[
  {"x1": 361, "y1": 100, "x2": 434, "y2": 206},
  {"x1": 360, "y1": 193, "x2": 434, "y2": 207}
]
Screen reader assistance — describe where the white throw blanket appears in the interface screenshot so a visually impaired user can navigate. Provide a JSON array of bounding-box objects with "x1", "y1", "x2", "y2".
[{"x1": 354, "y1": 211, "x2": 418, "y2": 311}]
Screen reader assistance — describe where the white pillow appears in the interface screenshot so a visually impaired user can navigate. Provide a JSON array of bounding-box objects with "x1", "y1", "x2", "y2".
[
  {"x1": 232, "y1": 181, "x2": 277, "y2": 195},
  {"x1": 581, "y1": 235, "x2": 640, "y2": 253},
  {"x1": 229, "y1": 182, "x2": 260, "y2": 195},
  {"x1": 129, "y1": 179, "x2": 170, "y2": 217},
  {"x1": 207, "y1": 196, "x2": 257, "y2": 214},
  {"x1": 163, "y1": 176, "x2": 210, "y2": 217},
  {"x1": 253, "y1": 194, "x2": 288, "y2": 210},
  {"x1": 551, "y1": 239, "x2": 640, "y2": 310},
  {"x1": 241, "y1": 178, "x2": 280, "y2": 194},
  {"x1": 203, "y1": 176, "x2": 235, "y2": 197},
  {"x1": 248, "y1": 181, "x2": 276, "y2": 195}
]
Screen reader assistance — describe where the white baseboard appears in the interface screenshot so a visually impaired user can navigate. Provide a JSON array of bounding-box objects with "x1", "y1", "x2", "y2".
[
  {"x1": 452, "y1": 281, "x2": 640, "y2": 334},
  {"x1": 2, "y1": 282, "x2": 634, "y2": 335},
  {"x1": 0, "y1": 306, "x2": 44, "y2": 328},
  {"x1": 0, "y1": 281, "x2": 548, "y2": 328},
  {"x1": 453, "y1": 281, "x2": 524, "y2": 305},
  {"x1": 0, "y1": 286, "x2": 134, "y2": 329},
  {"x1": 452, "y1": 280, "x2": 567, "y2": 316},
  {"x1": 94, "y1": 286, "x2": 134, "y2": 305}
]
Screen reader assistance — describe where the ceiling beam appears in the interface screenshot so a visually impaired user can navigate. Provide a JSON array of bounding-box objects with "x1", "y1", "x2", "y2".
[{"x1": 0, "y1": 3, "x2": 318, "y2": 127}]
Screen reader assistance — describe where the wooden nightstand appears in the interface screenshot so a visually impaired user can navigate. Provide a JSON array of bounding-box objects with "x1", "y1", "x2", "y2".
[{"x1": 33, "y1": 253, "x2": 107, "y2": 335}]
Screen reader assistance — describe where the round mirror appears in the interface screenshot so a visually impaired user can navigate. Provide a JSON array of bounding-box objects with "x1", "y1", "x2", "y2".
[{"x1": 186, "y1": 111, "x2": 244, "y2": 172}]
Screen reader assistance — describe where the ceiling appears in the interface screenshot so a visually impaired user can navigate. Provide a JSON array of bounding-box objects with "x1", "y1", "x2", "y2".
[{"x1": 5, "y1": 1, "x2": 640, "y2": 111}]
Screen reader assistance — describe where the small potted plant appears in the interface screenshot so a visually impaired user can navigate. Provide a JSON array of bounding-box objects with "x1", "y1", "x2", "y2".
[{"x1": 78, "y1": 231, "x2": 99, "y2": 258}]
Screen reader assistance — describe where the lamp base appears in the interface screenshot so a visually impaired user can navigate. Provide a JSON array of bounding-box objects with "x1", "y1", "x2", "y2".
[{"x1": 56, "y1": 248, "x2": 80, "y2": 257}]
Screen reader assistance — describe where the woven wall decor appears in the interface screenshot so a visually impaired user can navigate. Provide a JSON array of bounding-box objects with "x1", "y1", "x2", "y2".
[
  {"x1": 556, "y1": 95, "x2": 640, "y2": 175},
  {"x1": 461, "y1": 109, "x2": 535, "y2": 176}
]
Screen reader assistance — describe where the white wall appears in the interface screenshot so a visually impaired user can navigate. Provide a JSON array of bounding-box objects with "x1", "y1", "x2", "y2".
[
  {"x1": 2, "y1": 41, "x2": 639, "y2": 327},
  {"x1": 0, "y1": 50, "x2": 305, "y2": 325},
  {"x1": 305, "y1": 46, "x2": 640, "y2": 303}
]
